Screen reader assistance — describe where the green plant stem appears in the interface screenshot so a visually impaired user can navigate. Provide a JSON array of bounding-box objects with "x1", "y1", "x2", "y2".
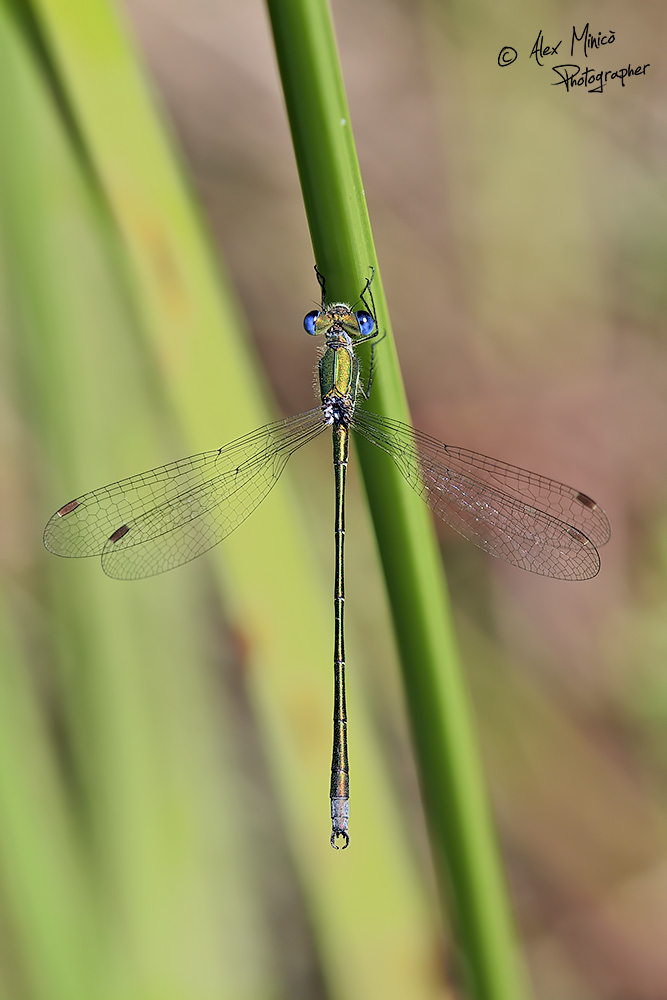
[{"x1": 266, "y1": 2, "x2": 531, "y2": 999}]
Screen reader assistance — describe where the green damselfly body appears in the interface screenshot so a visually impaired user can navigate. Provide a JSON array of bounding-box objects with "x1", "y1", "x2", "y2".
[{"x1": 44, "y1": 270, "x2": 611, "y2": 848}]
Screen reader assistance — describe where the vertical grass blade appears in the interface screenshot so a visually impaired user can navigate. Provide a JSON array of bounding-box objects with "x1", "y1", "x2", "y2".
[{"x1": 266, "y1": 1, "x2": 532, "y2": 998}]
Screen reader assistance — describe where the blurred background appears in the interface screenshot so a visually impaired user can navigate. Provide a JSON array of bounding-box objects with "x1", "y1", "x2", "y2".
[{"x1": 1, "y1": 0, "x2": 665, "y2": 998}]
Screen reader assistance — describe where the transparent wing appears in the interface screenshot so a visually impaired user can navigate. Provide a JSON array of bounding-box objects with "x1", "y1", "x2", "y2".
[
  {"x1": 44, "y1": 408, "x2": 326, "y2": 580},
  {"x1": 352, "y1": 408, "x2": 610, "y2": 581}
]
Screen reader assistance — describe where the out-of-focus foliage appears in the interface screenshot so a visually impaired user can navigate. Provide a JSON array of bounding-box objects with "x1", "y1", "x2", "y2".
[{"x1": 1, "y1": 0, "x2": 666, "y2": 998}]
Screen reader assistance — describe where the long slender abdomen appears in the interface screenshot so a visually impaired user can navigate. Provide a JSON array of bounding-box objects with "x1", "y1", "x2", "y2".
[{"x1": 330, "y1": 423, "x2": 350, "y2": 848}]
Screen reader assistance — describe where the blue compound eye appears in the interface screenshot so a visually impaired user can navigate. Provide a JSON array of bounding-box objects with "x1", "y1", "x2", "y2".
[
  {"x1": 355, "y1": 311, "x2": 375, "y2": 337},
  {"x1": 303, "y1": 310, "x2": 320, "y2": 335}
]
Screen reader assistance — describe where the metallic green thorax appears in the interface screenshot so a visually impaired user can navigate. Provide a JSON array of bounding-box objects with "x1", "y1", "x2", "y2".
[
  {"x1": 318, "y1": 343, "x2": 358, "y2": 402},
  {"x1": 317, "y1": 314, "x2": 363, "y2": 424}
]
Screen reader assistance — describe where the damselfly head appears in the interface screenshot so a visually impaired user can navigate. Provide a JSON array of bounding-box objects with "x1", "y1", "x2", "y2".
[{"x1": 303, "y1": 304, "x2": 375, "y2": 339}]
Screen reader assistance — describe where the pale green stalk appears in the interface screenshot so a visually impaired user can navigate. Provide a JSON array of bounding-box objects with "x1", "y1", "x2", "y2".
[{"x1": 266, "y1": 1, "x2": 531, "y2": 998}]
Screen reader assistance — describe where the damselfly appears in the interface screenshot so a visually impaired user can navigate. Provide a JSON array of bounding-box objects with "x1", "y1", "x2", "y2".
[{"x1": 44, "y1": 270, "x2": 610, "y2": 848}]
